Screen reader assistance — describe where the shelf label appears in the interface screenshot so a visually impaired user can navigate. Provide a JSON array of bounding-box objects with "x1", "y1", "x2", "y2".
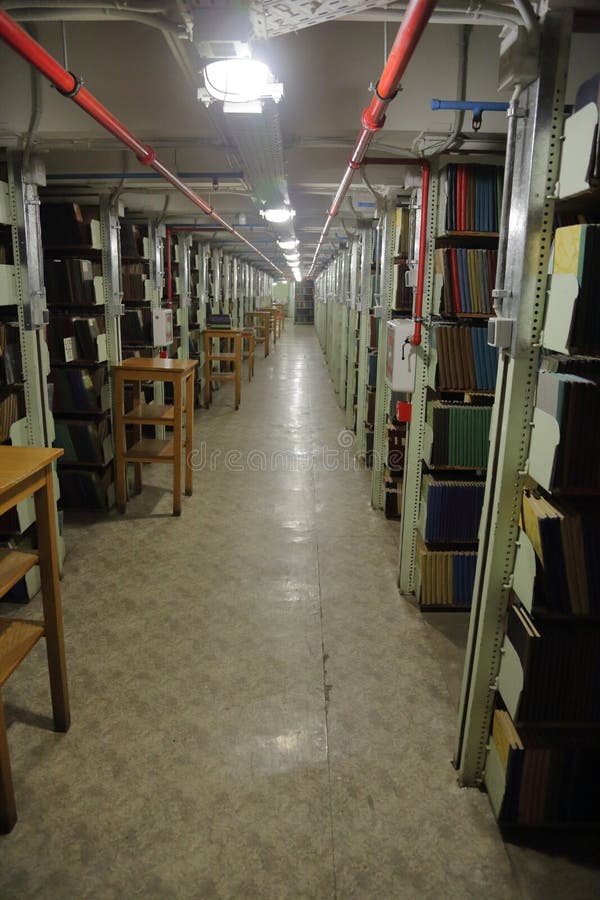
[{"x1": 63, "y1": 336, "x2": 76, "y2": 362}]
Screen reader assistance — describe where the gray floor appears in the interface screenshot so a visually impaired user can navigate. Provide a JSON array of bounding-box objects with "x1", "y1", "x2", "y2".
[{"x1": 2, "y1": 325, "x2": 599, "y2": 898}]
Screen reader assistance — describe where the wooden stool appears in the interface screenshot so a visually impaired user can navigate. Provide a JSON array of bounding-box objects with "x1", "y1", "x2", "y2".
[
  {"x1": 113, "y1": 357, "x2": 197, "y2": 517},
  {"x1": 270, "y1": 308, "x2": 285, "y2": 338},
  {"x1": 204, "y1": 329, "x2": 243, "y2": 410},
  {"x1": 242, "y1": 328, "x2": 255, "y2": 381},
  {"x1": 0, "y1": 446, "x2": 70, "y2": 833},
  {"x1": 245, "y1": 311, "x2": 270, "y2": 357}
]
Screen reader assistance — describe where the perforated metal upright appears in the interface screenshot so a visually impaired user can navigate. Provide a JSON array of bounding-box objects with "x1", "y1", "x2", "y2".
[
  {"x1": 355, "y1": 225, "x2": 374, "y2": 458},
  {"x1": 5, "y1": 152, "x2": 64, "y2": 569},
  {"x1": 455, "y1": 9, "x2": 572, "y2": 786},
  {"x1": 337, "y1": 245, "x2": 350, "y2": 410},
  {"x1": 398, "y1": 164, "x2": 439, "y2": 592},
  {"x1": 99, "y1": 196, "x2": 123, "y2": 383},
  {"x1": 177, "y1": 233, "x2": 191, "y2": 361},
  {"x1": 345, "y1": 235, "x2": 361, "y2": 430},
  {"x1": 370, "y1": 202, "x2": 397, "y2": 510}
]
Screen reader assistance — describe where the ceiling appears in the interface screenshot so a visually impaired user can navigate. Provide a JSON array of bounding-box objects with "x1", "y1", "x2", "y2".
[{"x1": 0, "y1": 1, "x2": 598, "y2": 276}]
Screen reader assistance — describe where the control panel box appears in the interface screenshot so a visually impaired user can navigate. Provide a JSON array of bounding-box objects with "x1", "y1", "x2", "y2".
[{"x1": 385, "y1": 319, "x2": 417, "y2": 393}]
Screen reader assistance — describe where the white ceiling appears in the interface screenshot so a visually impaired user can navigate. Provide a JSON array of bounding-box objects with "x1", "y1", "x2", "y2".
[{"x1": 0, "y1": 3, "x2": 599, "y2": 273}]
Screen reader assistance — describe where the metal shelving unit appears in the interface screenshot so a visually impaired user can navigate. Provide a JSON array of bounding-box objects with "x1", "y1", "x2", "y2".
[{"x1": 453, "y1": 9, "x2": 574, "y2": 793}]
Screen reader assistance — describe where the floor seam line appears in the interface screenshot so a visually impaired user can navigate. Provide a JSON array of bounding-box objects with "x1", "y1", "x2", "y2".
[{"x1": 311, "y1": 436, "x2": 338, "y2": 900}]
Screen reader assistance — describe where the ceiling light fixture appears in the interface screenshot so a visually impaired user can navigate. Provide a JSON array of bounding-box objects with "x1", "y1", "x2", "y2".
[
  {"x1": 199, "y1": 59, "x2": 283, "y2": 112},
  {"x1": 261, "y1": 207, "x2": 295, "y2": 224},
  {"x1": 277, "y1": 239, "x2": 299, "y2": 250}
]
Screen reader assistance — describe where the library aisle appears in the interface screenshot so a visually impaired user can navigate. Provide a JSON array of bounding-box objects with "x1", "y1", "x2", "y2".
[{"x1": 1, "y1": 325, "x2": 598, "y2": 898}]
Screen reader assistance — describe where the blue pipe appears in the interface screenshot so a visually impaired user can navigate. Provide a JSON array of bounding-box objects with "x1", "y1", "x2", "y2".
[{"x1": 431, "y1": 99, "x2": 509, "y2": 114}]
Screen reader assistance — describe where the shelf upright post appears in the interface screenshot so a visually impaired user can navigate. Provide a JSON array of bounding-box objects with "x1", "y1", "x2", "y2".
[
  {"x1": 232, "y1": 256, "x2": 239, "y2": 328},
  {"x1": 212, "y1": 247, "x2": 221, "y2": 314},
  {"x1": 99, "y1": 196, "x2": 123, "y2": 398},
  {"x1": 454, "y1": 8, "x2": 572, "y2": 785},
  {"x1": 178, "y1": 234, "x2": 191, "y2": 361},
  {"x1": 345, "y1": 234, "x2": 360, "y2": 430},
  {"x1": 355, "y1": 224, "x2": 374, "y2": 458},
  {"x1": 338, "y1": 246, "x2": 350, "y2": 409},
  {"x1": 371, "y1": 200, "x2": 397, "y2": 510},
  {"x1": 398, "y1": 163, "x2": 439, "y2": 591},
  {"x1": 6, "y1": 152, "x2": 52, "y2": 448}
]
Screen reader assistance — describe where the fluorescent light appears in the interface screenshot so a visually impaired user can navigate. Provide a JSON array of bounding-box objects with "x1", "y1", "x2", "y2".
[
  {"x1": 203, "y1": 59, "x2": 271, "y2": 103},
  {"x1": 293, "y1": 272, "x2": 302, "y2": 282},
  {"x1": 285, "y1": 253, "x2": 300, "y2": 262},
  {"x1": 277, "y1": 239, "x2": 299, "y2": 250},
  {"x1": 261, "y1": 207, "x2": 295, "y2": 224}
]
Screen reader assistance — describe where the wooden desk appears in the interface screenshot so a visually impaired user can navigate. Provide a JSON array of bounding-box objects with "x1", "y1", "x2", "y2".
[
  {"x1": 204, "y1": 329, "x2": 242, "y2": 410},
  {"x1": 245, "y1": 312, "x2": 270, "y2": 357},
  {"x1": 0, "y1": 446, "x2": 69, "y2": 833},
  {"x1": 113, "y1": 357, "x2": 197, "y2": 517}
]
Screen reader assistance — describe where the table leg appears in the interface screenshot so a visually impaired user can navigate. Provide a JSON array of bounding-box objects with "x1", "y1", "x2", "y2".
[
  {"x1": 114, "y1": 370, "x2": 127, "y2": 514},
  {"x1": 185, "y1": 371, "x2": 194, "y2": 497},
  {"x1": 204, "y1": 332, "x2": 211, "y2": 408},
  {"x1": 35, "y1": 470, "x2": 70, "y2": 732},
  {"x1": 133, "y1": 379, "x2": 142, "y2": 495},
  {"x1": 0, "y1": 695, "x2": 16, "y2": 833},
  {"x1": 264, "y1": 323, "x2": 270, "y2": 358},
  {"x1": 235, "y1": 335, "x2": 242, "y2": 410},
  {"x1": 173, "y1": 376, "x2": 183, "y2": 516}
]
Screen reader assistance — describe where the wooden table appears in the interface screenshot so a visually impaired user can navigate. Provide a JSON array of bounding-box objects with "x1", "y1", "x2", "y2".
[
  {"x1": 0, "y1": 446, "x2": 70, "y2": 833},
  {"x1": 204, "y1": 329, "x2": 243, "y2": 410},
  {"x1": 113, "y1": 357, "x2": 197, "y2": 517},
  {"x1": 245, "y1": 311, "x2": 271, "y2": 357}
]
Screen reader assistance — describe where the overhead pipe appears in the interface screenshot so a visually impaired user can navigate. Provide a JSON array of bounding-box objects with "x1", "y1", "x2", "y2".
[
  {"x1": 46, "y1": 171, "x2": 245, "y2": 182},
  {"x1": 308, "y1": 0, "x2": 437, "y2": 276},
  {"x1": 9, "y1": 8, "x2": 187, "y2": 36},
  {"x1": 0, "y1": 11, "x2": 284, "y2": 276},
  {"x1": 362, "y1": 156, "x2": 429, "y2": 347}
]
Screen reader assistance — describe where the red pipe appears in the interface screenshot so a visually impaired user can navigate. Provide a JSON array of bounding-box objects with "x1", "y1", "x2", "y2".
[
  {"x1": 0, "y1": 11, "x2": 284, "y2": 276},
  {"x1": 308, "y1": 0, "x2": 437, "y2": 275}
]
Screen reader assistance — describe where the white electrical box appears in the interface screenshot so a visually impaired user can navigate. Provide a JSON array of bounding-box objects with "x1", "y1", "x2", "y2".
[
  {"x1": 385, "y1": 319, "x2": 417, "y2": 393},
  {"x1": 152, "y1": 308, "x2": 173, "y2": 346}
]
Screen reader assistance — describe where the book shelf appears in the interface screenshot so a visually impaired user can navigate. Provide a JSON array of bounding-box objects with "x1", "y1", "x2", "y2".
[
  {"x1": 0, "y1": 152, "x2": 63, "y2": 601},
  {"x1": 294, "y1": 280, "x2": 314, "y2": 324},
  {"x1": 396, "y1": 158, "x2": 503, "y2": 611},
  {"x1": 449, "y1": 9, "x2": 600, "y2": 829},
  {"x1": 41, "y1": 198, "x2": 122, "y2": 511}
]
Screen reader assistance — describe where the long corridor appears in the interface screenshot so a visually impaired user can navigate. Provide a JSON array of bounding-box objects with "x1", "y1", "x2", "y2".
[{"x1": 2, "y1": 325, "x2": 596, "y2": 898}]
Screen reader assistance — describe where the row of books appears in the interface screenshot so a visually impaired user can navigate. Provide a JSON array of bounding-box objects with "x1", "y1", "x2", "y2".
[
  {"x1": 120, "y1": 222, "x2": 145, "y2": 258},
  {"x1": 47, "y1": 315, "x2": 106, "y2": 363},
  {"x1": 505, "y1": 603, "x2": 600, "y2": 723},
  {"x1": 0, "y1": 392, "x2": 24, "y2": 442},
  {"x1": 492, "y1": 710, "x2": 600, "y2": 825},
  {"x1": 536, "y1": 367, "x2": 600, "y2": 491},
  {"x1": 522, "y1": 490, "x2": 600, "y2": 615},
  {"x1": 429, "y1": 402, "x2": 493, "y2": 468},
  {"x1": 0, "y1": 323, "x2": 22, "y2": 384},
  {"x1": 422, "y1": 476, "x2": 485, "y2": 544},
  {"x1": 394, "y1": 260, "x2": 412, "y2": 312},
  {"x1": 434, "y1": 324, "x2": 498, "y2": 391},
  {"x1": 418, "y1": 540, "x2": 477, "y2": 607},
  {"x1": 41, "y1": 202, "x2": 96, "y2": 247},
  {"x1": 48, "y1": 367, "x2": 109, "y2": 415},
  {"x1": 57, "y1": 467, "x2": 114, "y2": 510},
  {"x1": 44, "y1": 257, "x2": 98, "y2": 306},
  {"x1": 54, "y1": 418, "x2": 113, "y2": 466},
  {"x1": 436, "y1": 248, "x2": 497, "y2": 315},
  {"x1": 444, "y1": 164, "x2": 503, "y2": 233},
  {"x1": 121, "y1": 309, "x2": 153, "y2": 346},
  {"x1": 121, "y1": 262, "x2": 147, "y2": 302},
  {"x1": 0, "y1": 227, "x2": 13, "y2": 265},
  {"x1": 552, "y1": 224, "x2": 600, "y2": 354}
]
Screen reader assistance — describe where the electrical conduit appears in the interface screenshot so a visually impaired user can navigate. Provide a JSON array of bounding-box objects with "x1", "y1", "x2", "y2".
[
  {"x1": 308, "y1": 0, "x2": 437, "y2": 277},
  {"x1": 0, "y1": 10, "x2": 284, "y2": 276}
]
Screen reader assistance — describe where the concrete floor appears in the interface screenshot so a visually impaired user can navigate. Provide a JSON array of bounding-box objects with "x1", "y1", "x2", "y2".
[{"x1": 2, "y1": 324, "x2": 599, "y2": 898}]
